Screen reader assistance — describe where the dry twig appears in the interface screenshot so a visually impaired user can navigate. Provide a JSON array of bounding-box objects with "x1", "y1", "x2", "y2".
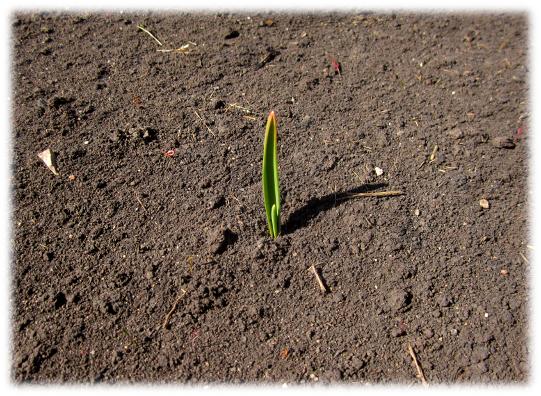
[
  {"x1": 157, "y1": 41, "x2": 197, "y2": 54},
  {"x1": 137, "y1": 25, "x2": 163, "y2": 46},
  {"x1": 407, "y1": 343, "x2": 428, "y2": 386},
  {"x1": 308, "y1": 265, "x2": 328, "y2": 293},
  {"x1": 134, "y1": 194, "x2": 147, "y2": 212},
  {"x1": 429, "y1": 145, "x2": 438, "y2": 162},
  {"x1": 345, "y1": 190, "x2": 404, "y2": 198},
  {"x1": 162, "y1": 289, "x2": 187, "y2": 329}
]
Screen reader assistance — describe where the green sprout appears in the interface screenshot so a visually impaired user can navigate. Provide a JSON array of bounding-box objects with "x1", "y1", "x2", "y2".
[{"x1": 262, "y1": 111, "x2": 281, "y2": 238}]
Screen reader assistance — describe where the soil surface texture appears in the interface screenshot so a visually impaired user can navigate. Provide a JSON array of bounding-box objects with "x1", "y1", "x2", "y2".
[{"x1": 11, "y1": 12, "x2": 529, "y2": 383}]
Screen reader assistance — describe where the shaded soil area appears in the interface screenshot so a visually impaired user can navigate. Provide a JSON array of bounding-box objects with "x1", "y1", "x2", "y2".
[{"x1": 11, "y1": 12, "x2": 529, "y2": 383}]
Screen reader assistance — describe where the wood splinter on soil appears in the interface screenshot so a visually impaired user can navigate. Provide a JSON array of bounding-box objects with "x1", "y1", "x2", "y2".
[
  {"x1": 162, "y1": 288, "x2": 187, "y2": 330},
  {"x1": 309, "y1": 265, "x2": 328, "y2": 293},
  {"x1": 407, "y1": 343, "x2": 428, "y2": 386}
]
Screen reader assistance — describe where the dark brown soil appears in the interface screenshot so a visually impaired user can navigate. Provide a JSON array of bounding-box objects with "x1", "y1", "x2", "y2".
[{"x1": 11, "y1": 12, "x2": 529, "y2": 383}]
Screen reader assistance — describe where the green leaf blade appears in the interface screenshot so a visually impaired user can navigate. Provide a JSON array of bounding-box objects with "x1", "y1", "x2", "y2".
[
  {"x1": 263, "y1": 111, "x2": 280, "y2": 238},
  {"x1": 271, "y1": 204, "x2": 278, "y2": 238}
]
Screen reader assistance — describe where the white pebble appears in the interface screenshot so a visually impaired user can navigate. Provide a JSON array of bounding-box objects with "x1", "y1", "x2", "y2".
[{"x1": 374, "y1": 167, "x2": 384, "y2": 176}]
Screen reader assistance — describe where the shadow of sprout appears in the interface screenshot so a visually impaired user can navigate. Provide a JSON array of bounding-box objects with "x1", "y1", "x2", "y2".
[{"x1": 282, "y1": 183, "x2": 388, "y2": 235}]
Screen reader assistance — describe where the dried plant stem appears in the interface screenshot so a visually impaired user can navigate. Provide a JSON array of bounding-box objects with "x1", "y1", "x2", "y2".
[
  {"x1": 429, "y1": 145, "x2": 438, "y2": 162},
  {"x1": 407, "y1": 343, "x2": 428, "y2": 386},
  {"x1": 137, "y1": 25, "x2": 163, "y2": 46},
  {"x1": 309, "y1": 265, "x2": 328, "y2": 293},
  {"x1": 162, "y1": 289, "x2": 187, "y2": 330},
  {"x1": 346, "y1": 190, "x2": 404, "y2": 198}
]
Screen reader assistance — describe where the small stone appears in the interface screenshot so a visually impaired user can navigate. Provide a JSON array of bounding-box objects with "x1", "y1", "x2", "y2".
[
  {"x1": 414, "y1": 209, "x2": 420, "y2": 216},
  {"x1": 448, "y1": 128, "x2": 464, "y2": 139},
  {"x1": 374, "y1": 167, "x2": 384, "y2": 176},
  {"x1": 500, "y1": 269, "x2": 509, "y2": 276},
  {"x1": 492, "y1": 136, "x2": 515, "y2": 149},
  {"x1": 450, "y1": 328, "x2": 458, "y2": 336},
  {"x1": 68, "y1": 174, "x2": 76, "y2": 181},
  {"x1": 479, "y1": 199, "x2": 490, "y2": 209}
]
